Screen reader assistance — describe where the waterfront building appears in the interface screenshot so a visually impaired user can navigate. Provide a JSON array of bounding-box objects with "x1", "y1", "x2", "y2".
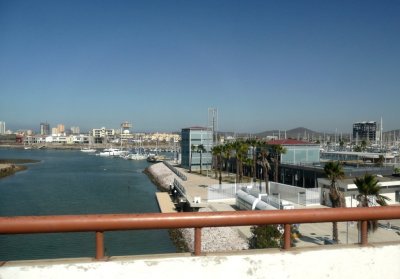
[
  {"x1": 40, "y1": 122, "x2": 50, "y2": 135},
  {"x1": 0, "y1": 121, "x2": 5, "y2": 135},
  {"x1": 353, "y1": 121, "x2": 377, "y2": 142},
  {"x1": 181, "y1": 127, "x2": 213, "y2": 171},
  {"x1": 267, "y1": 139, "x2": 320, "y2": 165},
  {"x1": 92, "y1": 127, "x2": 115, "y2": 143}
]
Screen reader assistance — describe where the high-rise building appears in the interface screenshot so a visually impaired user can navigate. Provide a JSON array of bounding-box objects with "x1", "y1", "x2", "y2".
[
  {"x1": 57, "y1": 124, "x2": 65, "y2": 133},
  {"x1": 353, "y1": 121, "x2": 377, "y2": 142},
  {"x1": 40, "y1": 122, "x2": 50, "y2": 135},
  {"x1": 0, "y1": 121, "x2": 5, "y2": 135}
]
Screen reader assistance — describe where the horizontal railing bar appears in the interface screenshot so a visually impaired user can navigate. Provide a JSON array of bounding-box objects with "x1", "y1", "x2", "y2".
[{"x1": 1, "y1": 206, "x2": 399, "y2": 235}]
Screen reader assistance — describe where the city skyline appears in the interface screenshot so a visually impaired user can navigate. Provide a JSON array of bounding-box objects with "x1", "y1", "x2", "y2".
[{"x1": 1, "y1": 1, "x2": 399, "y2": 133}]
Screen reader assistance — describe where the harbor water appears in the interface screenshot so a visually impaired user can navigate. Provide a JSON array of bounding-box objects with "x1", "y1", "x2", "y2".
[{"x1": 0, "y1": 148, "x2": 176, "y2": 261}]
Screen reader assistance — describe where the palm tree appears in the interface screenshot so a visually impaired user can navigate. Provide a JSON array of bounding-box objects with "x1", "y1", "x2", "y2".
[
  {"x1": 360, "y1": 140, "x2": 367, "y2": 152},
  {"x1": 257, "y1": 142, "x2": 271, "y2": 194},
  {"x1": 324, "y1": 161, "x2": 346, "y2": 243},
  {"x1": 231, "y1": 140, "x2": 248, "y2": 183},
  {"x1": 271, "y1": 144, "x2": 287, "y2": 182},
  {"x1": 375, "y1": 155, "x2": 384, "y2": 167},
  {"x1": 222, "y1": 143, "x2": 233, "y2": 173},
  {"x1": 190, "y1": 144, "x2": 196, "y2": 173},
  {"x1": 354, "y1": 173, "x2": 390, "y2": 231},
  {"x1": 211, "y1": 145, "x2": 223, "y2": 184},
  {"x1": 246, "y1": 138, "x2": 259, "y2": 183},
  {"x1": 197, "y1": 144, "x2": 206, "y2": 175}
]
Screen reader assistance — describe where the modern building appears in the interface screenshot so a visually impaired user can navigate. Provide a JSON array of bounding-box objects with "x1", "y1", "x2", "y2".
[
  {"x1": 40, "y1": 122, "x2": 50, "y2": 135},
  {"x1": 353, "y1": 121, "x2": 377, "y2": 142},
  {"x1": 267, "y1": 139, "x2": 321, "y2": 165},
  {"x1": 181, "y1": 127, "x2": 213, "y2": 171},
  {"x1": 0, "y1": 121, "x2": 5, "y2": 134}
]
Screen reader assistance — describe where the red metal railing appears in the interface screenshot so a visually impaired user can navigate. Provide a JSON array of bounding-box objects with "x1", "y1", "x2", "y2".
[{"x1": 1, "y1": 206, "x2": 399, "y2": 260}]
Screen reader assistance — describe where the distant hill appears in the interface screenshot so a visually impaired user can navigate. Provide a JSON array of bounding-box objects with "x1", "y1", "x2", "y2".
[
  {"x1": 216, "y1": 127, "x2": 399, "y2": 142},
  {"x1": 255, "y1": 127, "x2": 322, "y2": 139}
]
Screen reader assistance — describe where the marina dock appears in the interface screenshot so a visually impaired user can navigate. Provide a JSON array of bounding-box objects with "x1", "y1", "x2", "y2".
[{"x1": 155, "y1": 192, "x2": 177, "y2": 213}]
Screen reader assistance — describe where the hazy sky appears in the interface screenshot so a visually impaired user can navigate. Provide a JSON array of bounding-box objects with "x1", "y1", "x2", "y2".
[{"x1": 1, "y1": 0, "x2": 399, "y2": 133}]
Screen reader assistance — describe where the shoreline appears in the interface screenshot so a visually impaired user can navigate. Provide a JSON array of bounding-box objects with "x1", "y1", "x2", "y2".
[
  {"x1": 0, "y1": 164, "x2": 28, "y2": 179},
  {"x1": 143, "y1": 162, "x2": 190, "y2": 252},
  {"x1": 0, "y1": 159, "x2": 40, "y2": 180}
]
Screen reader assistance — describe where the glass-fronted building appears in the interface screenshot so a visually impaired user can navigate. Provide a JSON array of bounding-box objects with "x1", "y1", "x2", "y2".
[
  {"x1": 268, "y1": 139, "x2": 320, "y2": 165},
  {"x1": 181, "y1": 127, "x2": 213, "y2": 171}
]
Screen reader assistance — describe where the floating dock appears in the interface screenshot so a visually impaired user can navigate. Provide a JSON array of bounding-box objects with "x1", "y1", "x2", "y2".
[{"x1": 155, "y1": 192, "x2": 177, "y2": 213}]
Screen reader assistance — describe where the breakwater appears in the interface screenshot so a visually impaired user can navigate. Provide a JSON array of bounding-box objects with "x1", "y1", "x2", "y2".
[
  {"x1": 144, "y1": 162, "x2": 179, "y2": 191},
  {"x1": 145, "y1": 162, "x2": 250, "y2": 253}
]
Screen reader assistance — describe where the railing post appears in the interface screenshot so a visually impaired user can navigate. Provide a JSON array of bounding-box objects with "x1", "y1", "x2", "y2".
[
  {"x1": 283, "y1": 224, "x2": 291, "y2": 250},
  {"x1": 95, "y1": 231, "x2": 105, "y2": 260},
  {"x1": 360, "y1": 220, "x2": 368, "y2": 246},
  {"x1": 194, "y1": 227, "x2": 202, "y2": 256}
]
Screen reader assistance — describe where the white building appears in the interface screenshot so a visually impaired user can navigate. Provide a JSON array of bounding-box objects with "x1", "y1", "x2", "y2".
[{"x1": 92, "y1": 128, "x2": 115, "y2": 138}]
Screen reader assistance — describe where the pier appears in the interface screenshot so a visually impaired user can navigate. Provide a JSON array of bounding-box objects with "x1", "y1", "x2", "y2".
[{"x1": 155, "y1": 192, "x2": 176, "y2": 213}]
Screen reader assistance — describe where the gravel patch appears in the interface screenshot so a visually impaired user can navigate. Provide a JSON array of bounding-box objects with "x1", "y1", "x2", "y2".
[{"x1": 179, "y1": 208, "x2": 249, "y2": 252}]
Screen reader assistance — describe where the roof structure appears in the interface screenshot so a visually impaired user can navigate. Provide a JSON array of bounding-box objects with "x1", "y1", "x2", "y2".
[{"x1": 267, "y1": 139, "x2": 317, "y2": 146}]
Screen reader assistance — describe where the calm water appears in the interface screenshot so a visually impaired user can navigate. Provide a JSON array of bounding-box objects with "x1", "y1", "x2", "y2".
[{"x1": 0, "y1": 148, "x2": 176, "y2": 261}]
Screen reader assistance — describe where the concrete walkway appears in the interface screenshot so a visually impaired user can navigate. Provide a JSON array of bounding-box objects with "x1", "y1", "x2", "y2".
[
  {"x1": 174, "y1": 166, "x2": 219, "y2": 203},
  {"x1": 155, "y1": 192, "x2": 177, "y2": 213},
  {"x1": 161, "y1": 162, "x2": 400, "y2": 247}
]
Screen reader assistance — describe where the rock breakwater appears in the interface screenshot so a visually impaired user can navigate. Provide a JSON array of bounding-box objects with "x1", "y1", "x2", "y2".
[{"x1": 144, "y1": 162, "x2": 179, "y2": 191}]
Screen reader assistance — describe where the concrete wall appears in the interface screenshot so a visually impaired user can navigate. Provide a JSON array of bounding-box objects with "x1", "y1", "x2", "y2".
[{"x1": 1, "y1": 243, "x2": 400, "y2": 279}]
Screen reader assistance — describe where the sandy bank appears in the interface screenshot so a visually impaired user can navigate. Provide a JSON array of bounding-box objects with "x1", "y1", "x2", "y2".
[{"x1": 0, "y1": 163, "x2": 27, "y2": 179}]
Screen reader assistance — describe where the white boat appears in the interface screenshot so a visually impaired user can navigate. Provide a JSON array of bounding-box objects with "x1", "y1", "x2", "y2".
[
  {"x1": 99, "y1": 148, "x2": 129, "y2": 157},
  {"x1": 80, "y1": 147, "x2": 96, "y2": 153},
  {"x1": 125, "y1": 153, "x2": 148, "y2": 160}
]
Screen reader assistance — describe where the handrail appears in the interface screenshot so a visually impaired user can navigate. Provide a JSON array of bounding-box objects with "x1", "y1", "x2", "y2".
[{"x1": 1, "y1": 206, "x2": 400, "y2": 259}]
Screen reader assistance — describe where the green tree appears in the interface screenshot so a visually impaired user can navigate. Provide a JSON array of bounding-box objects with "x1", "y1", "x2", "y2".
[
  {"x1": 197, "y1": 144, "x2": 206, "y2": 175},
  {"x1": 246, "y1": 138, "x2": 260, "y2": 183},
  {"x1": 222, "y1": 143, "x2": 233, "y2": 173},
  {"x1": 232, "y1": 140, "x2": 249, "y2": 183},
  {"x1": 324, "y1": 161, "x2": 346, "y2": 243},
  {"x1": 211, "y1": 145, "x2": 223, "y2": 184},
  {"x1": 249, "y1": 225, "x2": 282, "y2": 249},
  {"x1": 271, "y1": 144, "x2": 287, "y2": 182},
  {"x1": 353, "y1": 145, "x2": 362, "y2": 152},
  {"x1": 257, "y1": 142, "x2": 271, "y2": 194},
  {"x1": 360, "y1": 140, "x2": 367, "y2": 152},
  {"x1": 190, "y1": 144, "x2": 196, "y2": 173},
  {"x1": 354, "y1": 173, "x2": 390, "y2": 231},
  {"x1": 375, "y1": 155, "x2": 385, "y2": 167}
]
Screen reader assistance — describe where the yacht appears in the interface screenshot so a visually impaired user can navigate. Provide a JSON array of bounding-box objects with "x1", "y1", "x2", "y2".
[
  {"x1": 80, "y1": 147, "x2": 96, "y2": 153},
  {"x1": 99, "y1": 148, "x2": 128, "y2": 157},
  {"x1": 125, "y1": 153, "x2": 148, "y2": 160}
]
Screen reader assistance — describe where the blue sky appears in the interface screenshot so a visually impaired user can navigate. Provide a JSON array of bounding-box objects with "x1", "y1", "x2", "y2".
[{"x1": 1, "y1": 0, "x2": 399, "y2": 133}]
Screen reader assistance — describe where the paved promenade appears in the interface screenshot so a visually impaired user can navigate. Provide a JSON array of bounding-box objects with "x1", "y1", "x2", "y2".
[
  {"x1": 173, "y1": 166, "x2": 219, "y2": 204},
  {"x1": 157, "y1": 162, "x2": 400, "y2": 248}
]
